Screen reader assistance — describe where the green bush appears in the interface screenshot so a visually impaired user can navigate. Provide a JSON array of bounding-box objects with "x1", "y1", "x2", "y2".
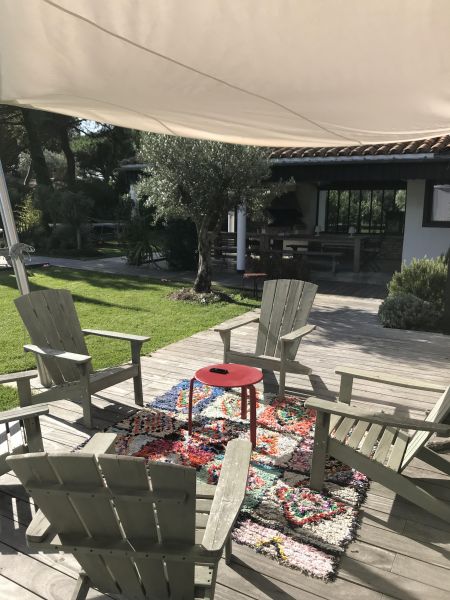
[
  {"x1": 161, "y1": 219, "x2": 197, "y2": 270},
  {"x1": 77, "y1": 179, "x2": 121, "y2": 220},
  {"x1": 378, "y1": 293, "x2": 443, "y2": 331},
  {"x1": 16, "y1": 194, "x2": 46, "y2": 246},
  {"x1": 123, "y1": 213, "x2": 163, "y2": 266},
  {"x1": 46, "y1": 223, "x2": 92, "y2": 252},
  {"x1": 387, "y1": 257, "x2": 447, "y2": 311}
]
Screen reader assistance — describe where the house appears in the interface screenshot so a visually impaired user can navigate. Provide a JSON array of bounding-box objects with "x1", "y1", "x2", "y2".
[{"x1": 267, "y1": 136, "x2": 450, "y2": 271}]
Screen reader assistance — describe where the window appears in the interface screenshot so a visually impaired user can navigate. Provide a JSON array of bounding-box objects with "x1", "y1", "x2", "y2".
[
  {"x1": 324, "y1": 188, "x2": 406, "y2": 234},
  {"x1": 423, "y1": 182, "x2": 450, "y2": 227}
]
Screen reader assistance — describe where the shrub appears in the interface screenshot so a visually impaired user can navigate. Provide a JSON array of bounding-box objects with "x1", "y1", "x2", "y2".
[
  {"x1": 378, "y1": 293, "x2": 443, "y2": 331},
  {"x1": 387, "y1": 257, "x2": 447, "y2": 311},
  {"x1": 160, "y1": 219, "x2": 197, "y2": 270},
  {"x1": 16, "y1": 194, "x2": 44, "y2": 245},
  {"x1": 77, "y1": 179, "x2": 121, "y2": 220},
  {"x1": 123, "y1": 214, "x2": 163, "y2": 266},
  {"x1": 122, "y1": 207, "x2": 197, "y2": 270}
]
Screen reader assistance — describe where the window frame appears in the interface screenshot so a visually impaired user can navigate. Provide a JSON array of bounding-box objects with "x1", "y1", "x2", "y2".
[
  {"x1": 323, "y1": 186, "x2": 406, "y2": 235},
  {"x1": 422, "y1": 181, "x2": 450, "y2": 228}
]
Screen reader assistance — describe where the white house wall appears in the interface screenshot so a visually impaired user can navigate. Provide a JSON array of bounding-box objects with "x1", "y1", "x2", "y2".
[
  {"x1": 296, "y1": 183, "x2": 318, "y2": 234},
  {"x1": 402, "y1": 179, "x2": 450, "y2": 263}
]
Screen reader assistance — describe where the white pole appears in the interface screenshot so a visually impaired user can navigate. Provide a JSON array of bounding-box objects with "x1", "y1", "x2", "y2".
[
  {"x1": 0, "y1": 160, "x2": 30, "y2": 294},
  {"x1": 227, "y1": 210, "x2": 235, "y2": 233},
  {"x1": 0, "y1": 159, "x2": 51, "y2": 386},
  {"x1": 236, "y1": 203, "x2": 246, "y2": 273}
]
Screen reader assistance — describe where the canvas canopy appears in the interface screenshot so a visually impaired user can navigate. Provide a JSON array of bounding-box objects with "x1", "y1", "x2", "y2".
[{"x1": 1, "y1": 0, "x2": 450, "y2": 147}]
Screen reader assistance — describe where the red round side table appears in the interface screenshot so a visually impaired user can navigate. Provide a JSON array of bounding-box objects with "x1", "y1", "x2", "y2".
[{"x1": 188, "y1": 363, "x2": 263, "y2": 447}]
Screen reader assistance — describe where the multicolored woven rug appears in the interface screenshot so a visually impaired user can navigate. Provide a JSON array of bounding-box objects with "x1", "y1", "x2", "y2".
[{"x1": 107, "y1": 380, "x2": 369, "y2": 580}]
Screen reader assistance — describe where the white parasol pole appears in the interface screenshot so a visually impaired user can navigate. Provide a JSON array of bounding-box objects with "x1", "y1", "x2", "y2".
[
  {"x1": 0, "y1": 160, "x2": 31, "y2": 294},
  {"x1": 0, "y1": 159, "x2": 51, "y2": 385}
]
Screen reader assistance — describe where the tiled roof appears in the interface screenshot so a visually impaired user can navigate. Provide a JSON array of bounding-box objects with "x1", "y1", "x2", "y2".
[{"x1": 269, "y1": 135, "x2": 450, "y2": 160}]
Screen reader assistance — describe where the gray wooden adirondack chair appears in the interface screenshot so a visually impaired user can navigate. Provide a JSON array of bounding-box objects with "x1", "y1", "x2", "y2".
[
  {"x1": 305, "y1": 366, "x2": 450, "y2": 523},
  {"x1": 215, "y1": 279, "x2": 318, "y2": 396},
  {"x1": 15, "y1": 289, "x2": 150, "y2": 429},
  {"x1": 0, "y1": 370, "x2": 48, "y2": 475},
  {"x1": 7, "y1": 436, "x2": 252, "y2": 600}
]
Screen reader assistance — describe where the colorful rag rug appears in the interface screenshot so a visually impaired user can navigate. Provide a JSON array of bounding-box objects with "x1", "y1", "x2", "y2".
[{"x1": 107, "y1": 380, "x2": 369, "y2": 580}]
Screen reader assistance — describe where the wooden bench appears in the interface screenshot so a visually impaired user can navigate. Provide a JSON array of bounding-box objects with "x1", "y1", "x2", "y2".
[
  {"x1": 284, "y1": 246, "x2": 344, "y2": 273},
  {"x1": 300, "y1": 250, "x2": 343, "y2": 273}
]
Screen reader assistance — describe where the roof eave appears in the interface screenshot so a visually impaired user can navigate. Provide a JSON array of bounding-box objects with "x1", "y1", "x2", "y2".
[{"x1": 270, "y1": 152, "x2": 450, "y2": 166}]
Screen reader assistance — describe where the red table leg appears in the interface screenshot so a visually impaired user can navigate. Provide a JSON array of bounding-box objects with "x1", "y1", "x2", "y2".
[
  {"x1": 249, "y1": 385, "x2": 257, "y2": 448},
  {"x1": 188, "y1": 377, "x2": 196, "y2": 435},
  {"x1": 241, "y1": 386, "x2": 247, "y2": 419}
]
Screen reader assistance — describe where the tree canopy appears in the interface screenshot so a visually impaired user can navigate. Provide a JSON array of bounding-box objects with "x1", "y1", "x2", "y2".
[
  {"x1": 137, "y1": 133, "x2": 279, "y2": 292},
  {"x1": 0, "y1": 106, "x2": 136, "y2": 251}
]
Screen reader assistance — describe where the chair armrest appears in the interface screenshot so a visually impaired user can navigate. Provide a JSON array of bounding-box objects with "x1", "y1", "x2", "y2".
[
  {"x1": 26, "y1": 509, "x2": 52, "y2": 543},
  {"x1": 280, "y1": 324, "x2": 316, "y2": 344},
  {"x1": 0, "y1": 370, "x2": 38, "y2": 385},
  {"x1": 214, "y1": 312, "x2": 260, "y2": 333},
  {"x1": 24, "y1": 344, "x2": 91, "y2": 365},
  {"x1": 0, "y1": 403, "x2": 49, "y2": 426},
  {"x1": 202, "y1": 438, "x2": 252, "y2": 553},
  {"x1": 335, "y1": 366, "x2": 447, "y2": 393},
  {"x1": 305, "y1": 397, "x2": 450, "y2": 435},
  {"x1": 82, "y1": 329, "x2": 150, "y2": 343},
  {"x1": 78, "y1": 432, "x2": 118, "y2": 454}
]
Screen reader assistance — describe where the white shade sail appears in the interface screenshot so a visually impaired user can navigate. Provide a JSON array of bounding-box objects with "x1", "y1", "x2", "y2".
[{"x1": 1, "y1": 0, "x2": 450, "y2": 147}]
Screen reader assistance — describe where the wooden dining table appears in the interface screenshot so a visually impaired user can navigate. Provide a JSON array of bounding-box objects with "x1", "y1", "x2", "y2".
[{"x1": 248, "y1": 233, "x2": 369, "y2": 272}]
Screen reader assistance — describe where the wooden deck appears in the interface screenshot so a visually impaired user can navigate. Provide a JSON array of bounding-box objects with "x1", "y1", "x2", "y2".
[{"x1": 1, "y1": 292, "x2": 450, "y2": 599}]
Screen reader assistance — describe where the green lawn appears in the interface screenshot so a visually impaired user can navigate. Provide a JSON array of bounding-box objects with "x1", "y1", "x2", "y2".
[{"x1": 0, "y1": 267, "x2": 258, "y2": 411}]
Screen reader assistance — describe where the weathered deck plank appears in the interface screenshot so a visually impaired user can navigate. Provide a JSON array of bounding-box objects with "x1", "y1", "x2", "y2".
[{"x1": 1, "y1": 292, "x2": 449, "y2": 599}]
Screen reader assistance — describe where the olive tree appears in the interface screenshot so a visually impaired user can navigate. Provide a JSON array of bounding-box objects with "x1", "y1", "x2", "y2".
[{"x1": 138, "y1": 134, "x2": 278, "y2": 293}]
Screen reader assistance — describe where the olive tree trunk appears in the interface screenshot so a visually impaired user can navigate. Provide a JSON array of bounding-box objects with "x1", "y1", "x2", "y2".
[
  {"x1": 21, "y1": 109, "x2": 52, "y2": 187},
  {"x1": 194, "y1": 224, "x2": 212, "y2": 293}
]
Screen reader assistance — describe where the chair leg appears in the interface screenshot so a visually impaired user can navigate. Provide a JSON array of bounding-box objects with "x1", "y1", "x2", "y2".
[
  {"x1": 219, "y1": 331, "x2": 231, "y2": 363},
  {"x1": 278, "y1": 365, "x2": 286, "y2": 398},
  {"x1": 249, "y1": 385, "x2": 257, "y2": 448},
  {"x1": 71, "y1": 573, "x2": 90, "y2": 600},
  {"x1": 131, "y1": 342, "x2": 144, "y2": 407},
  {"x1": 225, "y1": 535, "x2": 232, "y2": 565},
  {"x1": 79, "y1": 367, "x2": 93, "y2": 429},
  {"x1": 309, "y1": 411, "x2": 330, "y2": 490},
  {"x1": 188, "y1": 377, "x2": 196, "y2": 435},
  {"x1": 241, "y1": 386, "x2": 247, "y2": 419}
]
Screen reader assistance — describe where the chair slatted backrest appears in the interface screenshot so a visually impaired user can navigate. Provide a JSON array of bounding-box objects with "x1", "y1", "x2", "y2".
[
  {"x1": 15, "y1": 289, "x2": 91, "y2": 384},
  {"x1": 400, "y1": 386, "x2": 450, "y2": 471},
  {"x1": 9, "y1": 452, "x2": 197, "y2": 599},
  {"x1": 255, "y1": 279, "x2": 318, "y2": 359},
  {"x1": 0, "y1": 420, "x2": 26, "y2": 476}
]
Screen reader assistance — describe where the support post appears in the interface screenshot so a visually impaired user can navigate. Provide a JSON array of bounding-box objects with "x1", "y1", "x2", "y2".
[
  {"x1": 0, "y1": 159, "x2": 51, "y2": 386},
  {"x1": 227, "y1": 210, "x2": 235, "y2": 233},
  {"x1": 236, "y1": 203, "x2": 246, "y2": 274},
  {"x1": 0, "y1": 160, "x2": 30, "y2": 295}
]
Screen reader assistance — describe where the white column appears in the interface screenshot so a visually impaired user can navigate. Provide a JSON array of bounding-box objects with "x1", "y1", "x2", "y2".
[
  {"x1": 317, "y1": 190, "x2": 327, "y2": 231},
  {"x1": 227, "y1": 210, "x2": 235, "y2": 233},
  {"x1": 236, "y1": 203, "x2": 246, "y2": 272},
  {"x1": 129, "y1": 183, "x2": 139, "y2": 217}
]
